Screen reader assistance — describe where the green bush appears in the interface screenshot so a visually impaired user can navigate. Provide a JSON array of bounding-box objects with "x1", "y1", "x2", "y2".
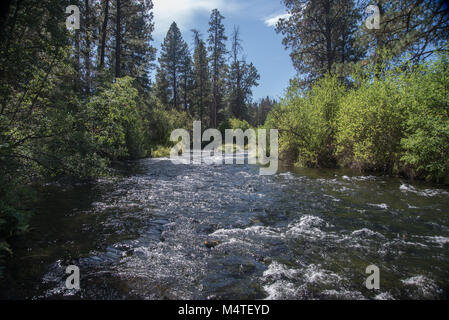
[
  {"x1": 85, "y1": 77, "x2": 146, "y2": 161},
  {"x1": 146, "y1": 100, "x2": 192, "y2": 148},
  {"x1": 400, "y1": 52, "x2": 449, "y2": 183},
  {"x1": 228, "y1": 118, "x2": 252, "y2": 131},
  {"x1": 265, "y1": 50, "x2": 449, "y2": 184},
  {"x1": 151, "y1": 145, "x2": 171, "y2": 158},
  {"x1": 266, "y1": 76, "x2": 345, "y2": 167},
  {"x1": 336, "y1": 73, "x2": 405, "y2": 172}
]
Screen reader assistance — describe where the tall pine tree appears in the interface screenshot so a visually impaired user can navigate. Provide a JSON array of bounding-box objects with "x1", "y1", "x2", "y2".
[
  {"x1": 276, "y1": 0, "x2": 362, "y2": 84},
  {"x1": 158, "y1": 22, "x2": 188, "y2": 109},
  {"x1": 191, "y1": 30, "x2": 211, "y2": 126},
  {"x1": 227, "y1": 27, "x2": 260, "y2": 120},
  {"x1": 208, "y1": 9, "x2": 228, "y2": 128}
]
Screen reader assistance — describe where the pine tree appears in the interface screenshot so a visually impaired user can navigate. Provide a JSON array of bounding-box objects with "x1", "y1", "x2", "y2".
[
  {"x1": 276, "y1": 0, "x2": 362, "y2": 84},
  {"x1": 109, "y1": 0, "x2": 155, "y2": 89},
  {"x1": 227, "y1": 27, "x2": 260, "y2": 120},
  {"x1": 115, "y1": 0, "x2": 121, "y2": 78},
  {"x1": 99, "y1": 0, "x2": 110, "y2": 70},
  {"x1": 179, "y1": 42, "x2": 193, "y2": 111},
  {"x1": 357, "y1": 0, "x2": 449, "y2": 66},
  {"x1": 191, "y1": 30, "x2": 211, "y2": 126},
  {"x1": 155, "y1": 66, "x2": 170, "y2": 105},
  {"x1": 208, "y1": 9, "x2": 228, "y2": 128},
  {"x1": 158, "y1": 22, "x2": 187, "y2": 109}
]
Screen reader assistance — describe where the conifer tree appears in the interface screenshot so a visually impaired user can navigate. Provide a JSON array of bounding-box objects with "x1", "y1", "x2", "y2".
[
  {"x1": 227, "y1": 27, "x2": 260, "y2": 120},
  {"x1": 191, "y1": 30, "x2": 211, "y2": 126},
  {"x1": 208, "y1": 9, "x2": 228, "y2": 128},
  {"x1": 158, "y1": 22, "x2": 188, "y2": 109}
]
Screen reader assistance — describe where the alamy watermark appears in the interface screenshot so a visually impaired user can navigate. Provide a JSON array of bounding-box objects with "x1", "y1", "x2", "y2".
[
  {"x1": 365, "y1": 264, "x2": 380, "y2": 290},
  {"x1": 65, "y1": 265, "x2": 80, "y2": 290},
  {"x1": 169, "y1": 121, "x2": 279, "y2": 176},
  {"x1": 365, "y1": 5, "x2": 381, "y2": 30}
]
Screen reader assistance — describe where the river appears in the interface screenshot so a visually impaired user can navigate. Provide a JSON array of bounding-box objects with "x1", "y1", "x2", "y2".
[{"x1": 1, "y1": 153, "x2": 449, "y2": 299}]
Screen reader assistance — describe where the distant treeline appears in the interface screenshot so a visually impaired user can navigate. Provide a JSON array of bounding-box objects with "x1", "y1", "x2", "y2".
[{"x1": 265, "y1": 0, "x2": 449, "y2": 183}]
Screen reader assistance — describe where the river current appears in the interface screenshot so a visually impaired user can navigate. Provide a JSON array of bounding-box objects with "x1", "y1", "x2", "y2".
[{"x1": 1, "y1": 153, "x2": 448, "y2": 299}]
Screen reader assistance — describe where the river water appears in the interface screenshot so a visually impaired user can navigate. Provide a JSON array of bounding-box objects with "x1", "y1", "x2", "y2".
[{"x1": 1, "y1": 153, "x2": 449, "y2": 299}]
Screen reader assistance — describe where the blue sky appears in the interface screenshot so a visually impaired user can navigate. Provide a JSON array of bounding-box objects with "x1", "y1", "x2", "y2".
[{"x1": 151, "y1": 0, "x2": 296, "y2": 101}]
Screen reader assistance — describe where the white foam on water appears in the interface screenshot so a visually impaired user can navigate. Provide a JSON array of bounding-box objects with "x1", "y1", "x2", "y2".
[
  {"x1": 263, "y1": 280, "x2": 298, "y2": 300},
  {"x1": 401, "y1": 275, "x2": 442, "y2": 299},
  {"x1": 262, "y1": 261, "x2": 300, "y2": 280},
  {"x1": 285, "y1": 215, "x2": 332, "y2": 240},
  {"x1": 261, "y1": 261, "x2": 348, "y2": 300},
  {"x1": 374, "y1": 292, "x2": 395, "y2": 300},
  {"x1": 262, "y1": 261, "x2": 302, "y2": 300},
  {"x1": 400, "y1": 183, "x2": 449, "y2": 197},
  {"x1": 368, "y1": 203, "x2": 389, "y2": 209},
  {"x1": 351, "y1": 175, "x2": 377, "y2": 181},
  {"x1": 321, "y1": 289, "x2": 366, "y2": 300},
  {"x1": 324, "y1": 194, "x2": 341, "y2": 202},
  {"x1": 423, "y1": 236, "x2": 449, "y2": 247},
  {"x1": 210, "y1": 225, "x2": 281, "y2": 239},
  {"x1": 302, "y1": 264, "x2": 342, "y2": 284},
  {"x1": 350, "y1": 228, "x2": 386, "y2": 239}
]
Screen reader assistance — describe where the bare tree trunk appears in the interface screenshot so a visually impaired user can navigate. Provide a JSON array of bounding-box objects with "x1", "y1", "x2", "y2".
[
  {"x1": 75, "y1": 29, "x2": 81, "y2": 92},
  {"x1": 115, "y1": 0, "x2": 121, "y2": 78},
  {"x1": 173, "y1": 70, "x2": 177, "y2": 109},
  {"x1": 0, "y1": 0, "x2": 14, "y2": 41},
  {"x1": 84, "y1": 0, "x2": 91, "y2": 93},
  {"x1": 99, "y1": 0, "x2": 109, "y2": 69}
]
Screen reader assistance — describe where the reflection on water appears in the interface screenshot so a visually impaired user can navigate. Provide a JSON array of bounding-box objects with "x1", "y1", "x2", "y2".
[{"x1": 1, "y1": 153, "x2": 449, "y2": 299}]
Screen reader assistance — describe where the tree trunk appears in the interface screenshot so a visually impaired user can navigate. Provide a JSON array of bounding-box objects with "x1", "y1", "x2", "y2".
[
  {"x1": 0, "y1": 0, "x2": 13, "y2": 41},
  {"x1": 84, "y1": 0, "x2": 91, "y2": 93},
  {"x1": 99, "y1": 0, "x2": 109, "y2": 69},
  {"x1": 115, "y1": 0, "x2": 121, "y2": 78}
]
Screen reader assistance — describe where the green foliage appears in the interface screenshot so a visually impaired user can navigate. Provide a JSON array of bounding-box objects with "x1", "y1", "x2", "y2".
[
  {"x1": 266, "y1": 50, "x2": 449, "y2": 183},
  {"x1": 158, "y1": 22, "x2": 189, "y2": 109},
  {"x1": 400, "y1": 52, "x2": 449, "y2": 183},
  {"x1": 336, "y1": 73, "x2": 405, "y2": 172},
  {"x1": 266, "y1": 75, "x2": 345, "y2": 167},
  {"x1": 191, "y1": 32, "x2": 211, "y2": 126},
  {"x1": 85, "y1": 77, "x2": 146, "y2": 160},
  {"x1": 208, "y1": 9, "x2": 228, "y2": 128},
  {"x1": 151, "y1": 145, "x2": 172, "y2": 158},
  {"x1": 276, "y1": 0, "x2": 362, "y2": 83},
  {"x1": 227, "y1": 28, "x2": 260, "y2": 120},
  {"x1": 228, "y1": 118, "x2": 252, "y2": 131},
  {"x1": 147, "y1": 100, "x2": 192, "y2": 148}
]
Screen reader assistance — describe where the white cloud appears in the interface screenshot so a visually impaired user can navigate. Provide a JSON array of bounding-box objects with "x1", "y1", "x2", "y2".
[
  {"x1": 152, "y1": 0, "x2": 238, "y2": 38},
  {"x1": 264, "y1": 13, "x2": 291, "y2": 27}
]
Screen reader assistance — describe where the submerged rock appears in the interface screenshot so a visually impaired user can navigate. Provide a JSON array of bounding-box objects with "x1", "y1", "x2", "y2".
[{"x1": 204, "y1": 240, "x2": 220, "y2": 248}]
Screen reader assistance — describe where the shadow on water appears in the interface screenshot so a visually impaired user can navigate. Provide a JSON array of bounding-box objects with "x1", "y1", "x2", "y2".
[{"x1": 1, "y1": 155, "x2": 449, "y2": 299}]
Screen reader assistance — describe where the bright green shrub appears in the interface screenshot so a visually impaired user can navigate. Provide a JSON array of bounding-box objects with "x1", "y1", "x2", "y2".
[
  {"x1": 85, "y1": 77, "x2": 146, "y2": 160},
  {"x1": 266, "y1": 75, "x2": 345, "y2": 167},
  {"x1": 400, "y1": 52, "x2": 449, "y2": 183},
  {"x1": 228, "y1": 118, "x2": 252, "y2": 131},
  {"x1": 151, "y1": 145, "x2": 171, "y2": 158},
  {"x1": 336, "y1": 74, "x2": 405, "y2": 172},
  {"x1": 146, "y1": 100, "x2": 192, "y2": 148}
]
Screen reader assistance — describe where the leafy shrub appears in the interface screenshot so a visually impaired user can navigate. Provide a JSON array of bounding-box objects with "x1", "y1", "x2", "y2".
[
  {"x1": 400, "y1": 52, "x2": 449, "y2": 183},
  {"x1": 146, "y1": 100, "x2": 192, "y2": 147},
  {"x1": 151, "y1": 145, "x2": 171, "y2": 158},
  {"x1": 265, "y1": 50, "x2": 449, "y2": 183},
  {"x1": 266, "y1": 76, "x2": 345, "y2": 167},
  {"x1": 85, "y1": 77, "x2": 145, "y2": 161},
  {"x1": 336, "y1": 74, "x2": 405, "y2": 172},
  {"x1": 228, "y1": 118, "x2": 252, "y2": 131}
]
